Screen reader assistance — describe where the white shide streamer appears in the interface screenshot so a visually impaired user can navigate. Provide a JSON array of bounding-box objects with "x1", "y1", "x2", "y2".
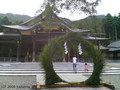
[
  {"x1": 64, "y1": 42, "x2": 68, "y2": 54},
  {"x1": 78, "y1": 43, "x2": 83, "y2": 55}
]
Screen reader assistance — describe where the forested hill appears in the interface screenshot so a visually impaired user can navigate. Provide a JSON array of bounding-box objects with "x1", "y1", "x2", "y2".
[
  {"x1": 97, "y1": 15, "x2": 105, "y2": 18},
  {"x1": 0, "y1": 12, "x2": 105, "y2": 26},
  {"x1": 1, "y1": 12, "x2": 119, "y2": 41},
  {"x1": 0, "y1": 13, "x2": 32, "y2": 25},
  {"x1": 69, "y1": 15, "x2": 105, "y2": 33},
  {"x1": 0, "y1": 13, "x2": 105, "y2": 33}
]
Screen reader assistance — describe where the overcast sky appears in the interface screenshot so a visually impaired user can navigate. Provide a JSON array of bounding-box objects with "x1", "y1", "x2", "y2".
[{"x1": 0, "y1": 0, "x2": 120, "y2": 20}]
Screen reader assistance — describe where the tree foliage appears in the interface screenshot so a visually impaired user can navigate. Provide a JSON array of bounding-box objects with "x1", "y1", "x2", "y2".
[
  {"x1": 39, "y1": 0, "x2": 101, "y2": 14},
  {"x1": 0, "y1": 16, "x2": 12, "y2": 25},
  {"x1": 70, "y1": 15, "x2": 104, "y2": 33},
  {"x1": 0, "y1": 13, "x2": 31, "y2": 25},
  {"x1": 103, "y1": 13, "x2": 120, "y2": 40}
]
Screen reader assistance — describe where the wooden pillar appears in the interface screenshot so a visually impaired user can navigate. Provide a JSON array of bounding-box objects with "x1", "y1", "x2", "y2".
[
  {"x1": 9, "y1": 48, "x2": 12, "y2": 62},
  {"x1": 17, "y1": 41, "x2": 20, "y2": 62},
  {"x1": 97, "y1": 41, "x2": 100, "y2": 50},
  {"x1": 32, "y1": 31, "x2": 36, "y2": 62},
  {"x1": 32, "y1": 40, "x2": 36, "y2": 61}
]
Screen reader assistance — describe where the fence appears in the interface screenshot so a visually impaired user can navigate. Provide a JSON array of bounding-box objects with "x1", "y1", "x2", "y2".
[{"x1": 0, "y1": 57, "x2": 17, "y2": 62}]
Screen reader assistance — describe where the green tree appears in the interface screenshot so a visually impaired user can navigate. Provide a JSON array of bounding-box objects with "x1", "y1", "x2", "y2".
[
  {"x1": 103, "y1": 13, "x2": 114, "y2": 40},
  {"x1": 38, "y1": 0, "x2": 101, "y2": 15},
  {"x1": 113, "y1": 16, "x2": 119, "y2": 40},
  {"x1": 1, "y1": 16, "x2": 12, "y2": 25},
  {"x1": 70, "y1": 15, "x2": 104, "y2": 33},
  {"x1": 90, "y1": 15, "x2": 104, "y2": 33},
  {"x1": 117, "y1": 13, "x2": 120, "y2": 39},
  {"x1": 14, "y1": 20, "x2": 23, "y2": 24},
  {"x1": 103, "y1": 13, "x2": 120, "y2": 40}
]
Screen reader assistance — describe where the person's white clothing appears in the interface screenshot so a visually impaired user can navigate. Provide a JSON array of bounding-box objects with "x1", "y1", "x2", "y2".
[{"x1": 73, "y1": 57, "x2": 77, "y2": 63}]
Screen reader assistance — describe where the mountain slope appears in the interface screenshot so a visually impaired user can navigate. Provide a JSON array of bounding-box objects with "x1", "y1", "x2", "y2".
[
  {"x1": 68, "y1": 15, "x2": 105, "y2": 33},
  {"x1": 0, "y1": 13, "x2": 32, "y2": 24}
]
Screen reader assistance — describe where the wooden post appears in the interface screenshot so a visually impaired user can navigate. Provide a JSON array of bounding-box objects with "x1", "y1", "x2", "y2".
[
  {"x1": 37, "y1": 82, "x2": 40, "y2": 89},
  {"x1": 32, "y1": 31, "x2": 36, "y2": 62},
  {"x1": 17, "y1": 41, "x2": 20, "y2": 62},
  {"x1": 32, "y1": 37, "x2": 36, "y2": 61},
  {"x1": 97, "y1": 41, "x2": 100, "y2": 50}
]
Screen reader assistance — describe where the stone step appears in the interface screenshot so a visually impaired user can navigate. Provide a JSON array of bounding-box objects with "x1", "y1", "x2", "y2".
[{"x1": 0, "y1": 70, "x2": 120, "y2": 75}]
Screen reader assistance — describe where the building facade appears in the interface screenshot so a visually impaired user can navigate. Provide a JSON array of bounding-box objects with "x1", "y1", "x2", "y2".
[{"x1": 0, "y1": 7, "x2": 109, "y2": 62}]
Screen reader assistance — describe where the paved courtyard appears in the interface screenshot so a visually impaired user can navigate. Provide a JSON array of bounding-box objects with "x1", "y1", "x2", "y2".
[{"x1": 0, "y1": 62, "x2": 116, "y2": 90}]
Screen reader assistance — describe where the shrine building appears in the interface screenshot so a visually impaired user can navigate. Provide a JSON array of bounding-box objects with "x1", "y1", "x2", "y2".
[{"x1": 0, "y1": 6, "x2": 109, "y2": 62}]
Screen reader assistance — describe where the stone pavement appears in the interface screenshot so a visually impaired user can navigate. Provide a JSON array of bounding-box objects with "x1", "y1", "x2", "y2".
[
  {"x1": 0, "y1": 62, "x2": 114, "y2": 90},
  {"x1": 0, "y1": 75, "x2": 36, "y2": 90},
  {"x1": 0, "y1": 62, "x2": 119, "y2": 74},
  {"x1": 40, "y1": 87, "x2": 111, "y2": 90},
  {"x1": 36, "y1": 74, "x2": 111, "y2": 90},
  {"x1": 36, "y1": 74, "x2": 88, "y2": 85},
  {"x1": 0, "y1": 74, "x2": 111, "y2": 90}
]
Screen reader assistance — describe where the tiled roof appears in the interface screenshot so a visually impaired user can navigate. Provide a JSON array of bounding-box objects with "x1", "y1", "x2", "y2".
[
  {"x1": 83, "y1": 36, "x2": 110, "y2": 40},
  {"x1": 2, "y1": 25, "x2": 31, "y2": 30},
  {"x1": 0, "y1": 32, "x2": 21, "y2": 36},
  {"x1": 99, "y1": 45, "x2": 109, "y2": 50},
  {"x1": 109, "y1": 48, "x2": 120, "y2": 51},
  {"x1": 108, "y1": 40, "x2": 120, "y2": 48},
  {"x1": 1, "y1": 6, "x2": 91, "y2": 34},
  {"x1": 2, "y1": 22, "x2": 41, "y2": 31}
]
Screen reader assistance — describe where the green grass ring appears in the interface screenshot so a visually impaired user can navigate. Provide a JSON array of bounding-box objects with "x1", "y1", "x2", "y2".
[{"x1": 39, "y1": 32, "x2": 104, "y2": 86}]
